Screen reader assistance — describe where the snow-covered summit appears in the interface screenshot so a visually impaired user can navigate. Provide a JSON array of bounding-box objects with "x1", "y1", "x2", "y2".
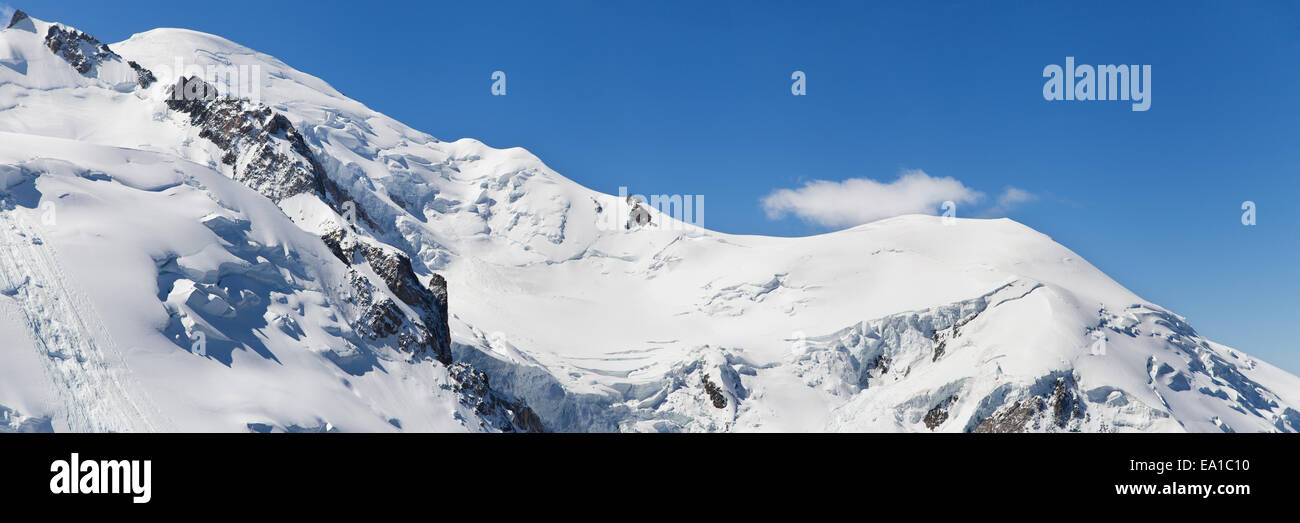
[
  {"x1": 2, "y1": 11, "x2": 1298, "y2": 433},
  {"x1": 0, "y1": 12, "x2": 537, "y2": 433}
]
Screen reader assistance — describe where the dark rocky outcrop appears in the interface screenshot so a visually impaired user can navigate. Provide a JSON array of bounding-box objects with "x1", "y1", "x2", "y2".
[
  {"x1": 163, "y1": 77, "x2": 378, "y2": 230},
  {"x1": 972, "y1": 376, "x2": 1086, "y2": 433},
  {"x1": 164, "y1": 77, "x2": 541, "y2": 429},
  {"x1": 7, "y1": 9, "x2": 29, "y2": 29},
  {"x1": 701, "y1": 374, "x2": 728, "y2": 409},
  {"x1": 44, "y1": 24, "x2": 117, "y2": 75},
  {"x1": 322, "y1": 228, "x2": 451, "y2": 365},
  {"x1": 446, "y1": 363, "x2": 546, "y2": 432},
  {"x1": 162, "y1": 77, "x2": 455, "y2": 363},
  {"x1": 931, "y1": 306, "x2": 982, "y2": 362},
  {"x1": 20, "y1": 14, "x2": 153, "y2": 87},
  {"x1": 17, "y1": 12, "x2": 539, "y2": 433},
  {"x1": 166, "y1": 77, "x2": 327, "y2": 203},
  {"x1": 971, "y1": 398, "x2": 1042, "y2": 433},
  {"x1": 923, "y1": 394, "x2": 958, "y2": 430},
  {"x1": 162, "y1": 78, "x2": 473, "y2": 403},
  {"x1": 44, "y1": 22, "x2": 154, "y2": 87},
  {"x1": 128, "y1": 60, "x2": 156, "y2": 88}
]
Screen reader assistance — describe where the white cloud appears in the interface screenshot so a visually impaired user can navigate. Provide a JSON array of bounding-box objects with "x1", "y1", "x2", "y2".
[
  {"x1": 761, "y1": 170, "x2": 983, "y2": 228},
  {"x1": 980, "y1": 186, "x2": 1038, "y2": 217},
  {"x1": 0, "y1": 5, "x2": 13, "y2": 23}
]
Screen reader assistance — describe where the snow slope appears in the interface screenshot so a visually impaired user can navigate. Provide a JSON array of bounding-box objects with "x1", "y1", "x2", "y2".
[
  {"x1": 2, "y1": 10, "x2": 1298, "y2": 432},
  {"x1": 0, "y1": 13, "x2": 532, "y2": 432}
]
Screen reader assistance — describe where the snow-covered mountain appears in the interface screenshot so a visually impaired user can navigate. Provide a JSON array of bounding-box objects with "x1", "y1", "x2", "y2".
[{"x1": 2, "y1": 10, "x2": 1297, "y2": 433}]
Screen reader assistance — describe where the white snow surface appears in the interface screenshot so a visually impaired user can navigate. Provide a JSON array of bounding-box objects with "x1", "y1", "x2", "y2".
[{"x1": 1, "y1": 14, "x2": 1298, "y2": 432}]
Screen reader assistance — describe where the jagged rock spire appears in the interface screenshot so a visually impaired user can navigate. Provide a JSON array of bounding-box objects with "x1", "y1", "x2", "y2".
[{"x1": 7, "y1": 9, "x2": 29, "y2": 29}]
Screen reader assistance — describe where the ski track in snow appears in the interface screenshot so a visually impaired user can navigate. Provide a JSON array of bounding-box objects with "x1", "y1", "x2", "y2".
[{"x1": 0, "y1": 210, "x2": 157, "y2": 432}]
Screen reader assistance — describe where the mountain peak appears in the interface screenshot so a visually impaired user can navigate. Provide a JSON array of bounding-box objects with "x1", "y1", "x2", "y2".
[
  {"x1": 6, "y1": 10, "x2": 31, "y2": 30},
  {"x1": 0, "y1": 12, "x2": 150, "y2": 92}
]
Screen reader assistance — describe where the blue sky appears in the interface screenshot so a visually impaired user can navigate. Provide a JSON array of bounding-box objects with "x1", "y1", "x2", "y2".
[{"x1": 11, "y1": 0, "x2": 1300, "y2": 373}]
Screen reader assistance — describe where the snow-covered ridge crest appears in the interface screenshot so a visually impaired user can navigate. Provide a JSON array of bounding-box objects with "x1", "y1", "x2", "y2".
[
  {"x1": 0, "y1": 12, "x2": 543, "y2": 432},
  {"x1": 163, "y1": 75, "x2": 327, "y2": 203},
  {"x1": 454, "y1": 277, "x2": 1300, "y2": 432},
  {"x1": 6, "y1": 10, "x2": 31, "y2": 30},
  {"x1": 155, "y1": 72, "x2": 460, "y2": 366},
  {"x1": 1, "y1": 11, "x2": 150, "y2": 91}
]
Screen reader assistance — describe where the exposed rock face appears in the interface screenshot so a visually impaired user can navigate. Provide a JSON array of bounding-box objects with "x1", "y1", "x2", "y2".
[
  {"x1": 7, "y1": 10, "x2": 29, "y2": 29},
  {"x1": 158, "y1": 74, "x2": 490, "y2": 407},
  {"x1": 162, "y1": 76, "x2": 379, "y2": 234},
  {"x1": 2, "y1": 11, "x2": 540, "y2": 433},
  {"x1": 445, "y1": 363, "x2": 546, "y2": 433},
  {"x1": 166, "y1": 77, "x2": 326, "y2": 203},
  {"x1": 44, "y1": 25, "x2": 113, "y2": 75},
  {"x1": 161, "y1": 77, "x2": 475, "y2": 400},
  {"x1": 701, "y1": 374, "x2": 728, "y2": 409},
  {"x1": 163, "y1": 76, "x2": 454, "y2": 363},
  {"x1": 322, "y1": 228, "x2": 452, "y2": 365},
  {"x1": 43, "y1": 23, "x2": 152, "y2": 87},
  {"x1": 972, "y1": 376, "x2": 1086, "y2": 433},
  {"x1": 972, "y1": 399, "x2": 1041, "y2": 433},
  {"x1": 128, "y1": 61, "x2": 156, "y2": 88},
  {"x1": 923, "y1": 394, "x2": 958, "y2": 430}
]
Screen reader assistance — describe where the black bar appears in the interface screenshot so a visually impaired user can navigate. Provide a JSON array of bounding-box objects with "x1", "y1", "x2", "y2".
[{"x1": 2, "y1": 434, "x2": 1290, "y2": 512}]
